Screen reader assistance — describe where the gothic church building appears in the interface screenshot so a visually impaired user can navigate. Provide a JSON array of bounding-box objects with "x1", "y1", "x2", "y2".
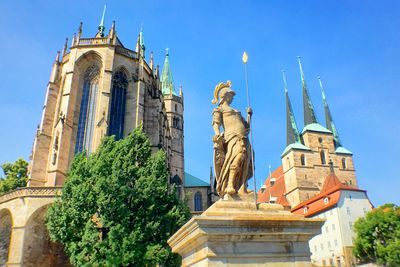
[{"x1": 0, "y1": 14, "x2": 189, "y2": 266}]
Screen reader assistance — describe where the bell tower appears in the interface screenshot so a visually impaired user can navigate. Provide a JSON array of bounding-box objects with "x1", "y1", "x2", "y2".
[
  {"x1": 280, "y1": 58, "x2": 357, "y2": 207},
  {"x1": 161, "y1": 49, "x2": 185, "y2": 197}
]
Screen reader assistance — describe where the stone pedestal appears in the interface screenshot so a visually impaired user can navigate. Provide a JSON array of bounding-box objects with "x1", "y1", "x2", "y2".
[{"x1": 168, "y1": 194, "x2": 323, "y2": 267}]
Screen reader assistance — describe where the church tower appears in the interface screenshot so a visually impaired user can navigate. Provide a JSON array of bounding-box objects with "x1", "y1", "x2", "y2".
[
  {"x1": 28, "y1": 11, "x2": 180, "y2": 187},
  {"x1": 280, "y1": 58, "x2": 357, "y2": 207},
  {"x1": 160, "y1": 49, "x2": 185, "y2": 197}
]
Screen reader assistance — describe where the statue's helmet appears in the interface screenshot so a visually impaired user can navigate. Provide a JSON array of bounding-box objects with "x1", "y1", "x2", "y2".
[{"x1": 211, "y1": 80, "x2": 235, "y2": 104}]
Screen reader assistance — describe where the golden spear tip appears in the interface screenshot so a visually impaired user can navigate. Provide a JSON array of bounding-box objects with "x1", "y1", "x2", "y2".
[{"x1": 242, "y1": 51, "x2": 248, "y2": 64}]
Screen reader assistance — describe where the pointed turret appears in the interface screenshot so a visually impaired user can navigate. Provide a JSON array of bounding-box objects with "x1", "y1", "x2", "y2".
[
  {"x1": 179, "y1": 85, "x2": 183, "y2": 98},
  {"x1": 161, "y1": 48, "x2": 177, "y2": 95},
  {"x1": 77, "y1": 22, "x2": 83, "y2": 39},
  {"x1": 282, "y1": 70, "x2": 300, "y2": 146},
  {"x1": 155, "y1": 65, "x2": 160, "y2": 78},
  {"x1": 50, "y1": 51, "x2": 60, "y2": 83},
  {"x1": 137, "y1": 27, "x2": 145, "y2": 58},
  {"x1": 135, "y1": 33, "x2": 141, "y2": 56},
  {"x1": 150, "y1": 51, "x2": 154, "y2": 70},
  {"x1": 298, "y1": 57, "x2": 318, "y2": 126},
  {"x1": 55, "y1": 51, "x2": 60, "y2": 63},
  {"x1": 318, "y1": 76, "x2": 342, "y2": 147},
  {"x1": 62, "y1": 38, "x2": 68, "y2": 56},
  {"x1": 96, "y1": 5, "x2": 106, "y2": 37},
  {"x1": 108, "y1": 20, "x2": 116, "y2": 40},
  {"x1": 71, "y1": 33, "x2": 76, "y2": 46}
]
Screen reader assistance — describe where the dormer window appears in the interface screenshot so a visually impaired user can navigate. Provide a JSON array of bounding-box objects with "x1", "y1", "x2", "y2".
[
  {"x1": 303, "y1": 207, "x2": 309, "y2": 214},
  {"x1": 324, "y1": 197, "x2": 329, "y2": 205}
]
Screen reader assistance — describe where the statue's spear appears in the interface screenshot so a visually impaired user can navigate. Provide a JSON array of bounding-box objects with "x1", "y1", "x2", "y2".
[{"x1": 242, "y1": 51, "x2": 257, "y2": 208}]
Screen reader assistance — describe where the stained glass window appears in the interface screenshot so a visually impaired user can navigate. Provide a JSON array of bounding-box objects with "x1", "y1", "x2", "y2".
[
  {"x1": 75, "y1": 65, "x2": 99, "y2": 154},
  {"x1": 108, "y1": 71, "x2": 128, "y2": 140}
]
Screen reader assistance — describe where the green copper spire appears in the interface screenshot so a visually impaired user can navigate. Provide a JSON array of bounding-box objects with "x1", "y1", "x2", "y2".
[
  {"x1": 298, "y1": 56, "x2": 318, "y2": 126},
  {"x1": 97, "y1": 5, "x2": 106, "y2": 37},
  {"x1": 318, "y1": 76, "x2": 342, "y2": 147},
  {"x1": 282, "y1": 70, "x2": 300, "y2": 146},
  {"x1": 161, "y1": 48, "x2": 177, "y2": 96}
]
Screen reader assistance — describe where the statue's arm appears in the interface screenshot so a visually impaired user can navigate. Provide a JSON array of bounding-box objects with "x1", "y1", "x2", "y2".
[
  {"x1": 245, "y1": 107, "x2": 253, "y2": 129},
  {"x1": 212, "y1": 108, "x2": 222, "y2": 140}
]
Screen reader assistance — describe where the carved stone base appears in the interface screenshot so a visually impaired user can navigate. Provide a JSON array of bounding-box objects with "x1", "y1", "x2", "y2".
[{"x1": 168, "y1": 194, "x2": 323, "y2": 267}]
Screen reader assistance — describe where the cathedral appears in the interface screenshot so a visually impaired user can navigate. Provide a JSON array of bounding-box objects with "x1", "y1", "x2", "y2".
[
  {"x1": 28, "y1": 17, "x2": 184, "y2": 193},
  {"x1": 0, "y1": 11, "x2": 211, "y2": 265}
]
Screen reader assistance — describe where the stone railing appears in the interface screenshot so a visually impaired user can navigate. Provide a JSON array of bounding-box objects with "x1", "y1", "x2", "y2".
[
  {"x1": 115, "y1": 46, "x2": 137, "y2": 59},
  {"x1": 0, "y1": 187, "x2": 62, "y2": 204},
  {"x1": 78, "y1": 38, "x2": 109, "y2": 46}
]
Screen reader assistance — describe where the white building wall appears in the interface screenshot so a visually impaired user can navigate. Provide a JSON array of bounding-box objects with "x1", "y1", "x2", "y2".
[
  {"x1": 337, "y1": 191, "x2": 373, "y2": 246},
  {"x1": 309, "y1": 207, "x2": 344, "y2": 266},
  {"x1": 308, "y1": 191, "x2": 372, "y2": 266}
]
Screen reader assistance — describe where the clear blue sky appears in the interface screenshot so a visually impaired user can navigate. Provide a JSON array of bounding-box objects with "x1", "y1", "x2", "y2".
[{"x1": 0, "y1": 1, "x2": 399, "y2": 206}]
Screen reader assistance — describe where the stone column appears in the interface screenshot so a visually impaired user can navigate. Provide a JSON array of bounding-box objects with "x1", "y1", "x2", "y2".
[{"x1": 6, "y1": 226, "x2": 25, "y2": 266}]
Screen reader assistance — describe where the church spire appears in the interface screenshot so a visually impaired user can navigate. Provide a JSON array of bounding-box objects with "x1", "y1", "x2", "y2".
[
  {"x1": 97, "y1": 5, "x2": 106, "y2": 37},
  {"x1": 282, "y1": 70, "x2": 300, "y2": 146},
  {"x1": 161, "y1": 48, "x2": 177, "y2": 95},
  {"x1": 318, "y1": 76, "x2": 342, "y2": 147},
  {"x1": 298, "y1": 57, "x2": 318, "y2": 126}
]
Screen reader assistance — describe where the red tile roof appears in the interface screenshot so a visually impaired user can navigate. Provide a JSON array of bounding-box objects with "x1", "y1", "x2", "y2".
[
  {"x1": 257, "y1": 166, "x2": 290, "y2": 207},
  {"x1": 291, "y1": 172, "x2": 366, "y2": 217}
]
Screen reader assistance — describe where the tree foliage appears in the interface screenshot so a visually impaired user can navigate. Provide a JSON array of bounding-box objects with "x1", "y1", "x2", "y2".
[
  {"x1": 0, "y1": 158, "x2": 28, "y2": 194},
  {"x1": 353, "y1": 203, "x2": 400, "y2": 266},
  {"x1": 46, "y1": 128, "x2": 190, "y2": 266}
]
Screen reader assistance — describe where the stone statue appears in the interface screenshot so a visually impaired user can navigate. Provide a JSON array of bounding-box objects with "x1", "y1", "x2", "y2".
[{"x1": 211, "y1": 80, "x2": 253, "y2": 197}]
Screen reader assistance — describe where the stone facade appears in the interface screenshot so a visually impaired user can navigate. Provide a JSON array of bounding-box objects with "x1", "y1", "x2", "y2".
[
  {"x1": 29, "y1": 24, "x2": 184, "y2": 188},
  {"x1": 282, "y1": 129, "x2": 357, "y2": 207}
]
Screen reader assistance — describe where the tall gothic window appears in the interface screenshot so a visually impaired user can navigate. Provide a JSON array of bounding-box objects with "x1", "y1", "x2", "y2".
[
  {"x1": 320, "y1": 150, "x2": 326, "y2": 165},
  {"x1": 75, "y1": 65, "x2": 99, "y2": 154},
  {"x1": 108, "y1": 71, "x2": 128, "y2": 140},
  {"x1": 194, "y1": 191, "x2": 203, "y2": 211}
]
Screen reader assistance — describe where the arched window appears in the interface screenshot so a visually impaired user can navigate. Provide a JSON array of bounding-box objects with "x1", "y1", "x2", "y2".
[
  {"x1": 300, "y1": 154, "x2": 306, "y2": 166},
  {"x1": 342, "y1": 158, "x2": 346, "y2": 169},
  {"x1": 75, "y1": 65, "x2": 99, "y2": 154},
  {"x1": 194, "y1": 191, "x2": 203, "y2": 211},
  {"x1": 320, "y1": 150, "x2": 326, "y2": 165},
  {"x1": 108, "y1": 71, "x2": 128, "y2": 140}
]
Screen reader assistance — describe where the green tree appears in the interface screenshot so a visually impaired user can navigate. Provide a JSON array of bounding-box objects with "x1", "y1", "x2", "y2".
[
  {"x1": 46, "y1": 128, "x2": 190, "y2": 267},
  {"x1": 353, "y1": 203, "x2": 400, "y2": 266},
  {"x1": 0, "y1": 158, "x2": 28, "y2": 194}
]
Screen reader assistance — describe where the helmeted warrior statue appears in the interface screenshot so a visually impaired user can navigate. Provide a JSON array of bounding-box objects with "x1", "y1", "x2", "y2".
[{"x1": 211, "y1": 80, "x2": 253, "y2": 197}]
